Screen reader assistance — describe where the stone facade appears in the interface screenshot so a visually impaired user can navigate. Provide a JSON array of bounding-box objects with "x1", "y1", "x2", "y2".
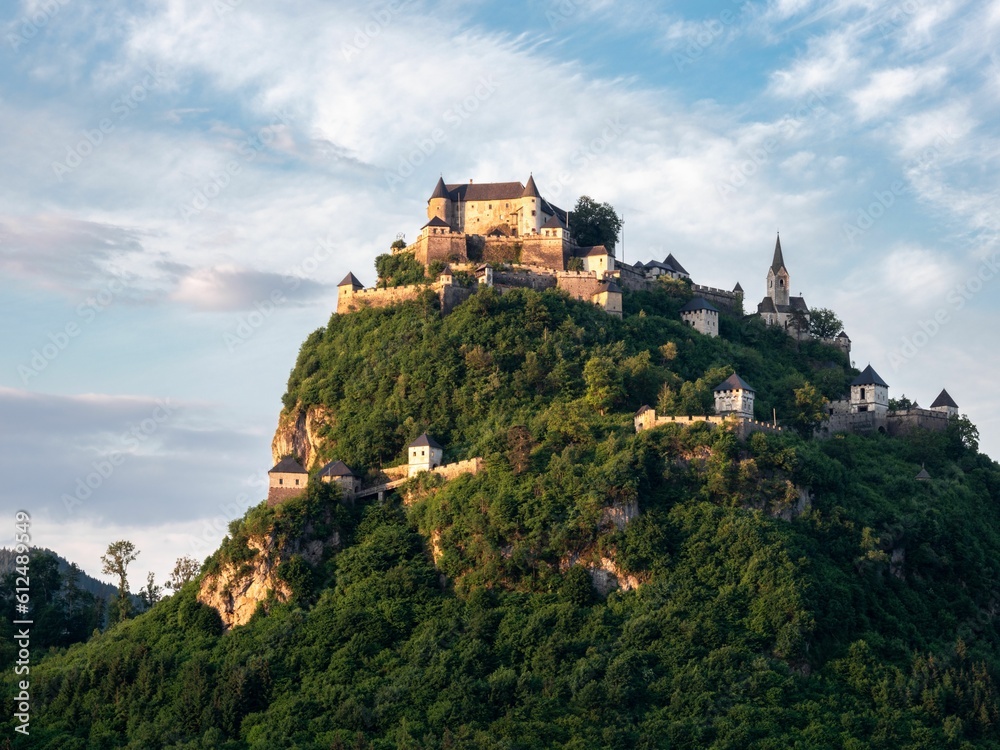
[
  {"x1": 713, "y1": 373, "x2": 755, "y2": 419},
  {"x1": 408, "y1": 433, "x2": 444, "y2": 477},
  {"x1": 267, "y1": 457, "x2": 307, "y2": 506},
  {"x1": 680, "y1": 297, "x2": 720, "y2": 337}
]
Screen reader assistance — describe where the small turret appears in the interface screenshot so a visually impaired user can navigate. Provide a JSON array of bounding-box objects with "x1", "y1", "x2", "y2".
[
  {"x1": 929, "y1": 388, "x2": 959, "y2": 417},
  {"x1": 521, "y1": 174, "x2": 542, "y2": 235},
  {"x1": 427, "y1": 176, "x2": 452, "y2": 226}
]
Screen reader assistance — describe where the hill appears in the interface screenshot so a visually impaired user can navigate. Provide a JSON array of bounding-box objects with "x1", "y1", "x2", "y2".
[
  {"x1": 4, "y1": 283, "x2": 1000, "y2": 749},
  {"x1": 0, "y1": 548, "x2": 118, "y2": 601}
]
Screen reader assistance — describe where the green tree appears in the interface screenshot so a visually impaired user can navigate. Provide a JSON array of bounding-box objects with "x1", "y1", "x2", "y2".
[
  {"x1": 101, "y1": 540, "x2": 139, "y2": 623},
  {"x1": 583, "y1": 355, "x2": 623, "y2": 415},
  {"x1": 138, "y1": 571, "x2": 161, "y2": 612},
  {"x1": 809, "y1": 307, "x2": 843, "y2": 338},
  {"x1": 166, "y1": 555, "x2": 201, "y2": 591},
  {"x1": 374, "y1": 251, "x2": 426, "y2": 288},
  {"x1": 571, "y1": 196, "x2": 622, "y2": 251},
  {"x1": 792, "y1": 382, "x2": 827, "y2": 436}
]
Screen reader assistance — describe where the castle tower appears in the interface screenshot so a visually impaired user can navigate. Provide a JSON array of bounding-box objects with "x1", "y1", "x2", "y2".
[
  {"x1": 427, "y1": 176, "x2": 452, "y2": 227},
  {"x1": 766, "y1": 233, "x2": 790, "y2": 307},
  {"x1": 521, "y1": 174, "x2": 542, "y2": 235},
  {"x1": 318, "y1": 460, "x2": 361, "y2": 498},
  {"x1": 850, "y1": 365, "x2": 889, "y2": 415},
  {"x1": 713, "y1": 373, "x2": 755, "y2": 420},
  {"x1": 336, "y1": 272, "x2": 365, "y2": 314},
  {"x1": 930, "y1": 389, "x2": 959, "y2": 417},
  {"x1": 267, "y1": 456, "x2": 308, "y2": 506},
  {"x1": 408, "y1": 433, "x2": 444, "y2": 477},
  {"x1": 679, "y1": 297, "x2": 720, "y2": 337}
]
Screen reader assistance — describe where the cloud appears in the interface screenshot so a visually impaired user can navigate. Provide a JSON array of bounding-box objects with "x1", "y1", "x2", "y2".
[
  {"x1": 0, "y1": 216, "x2": 144, "y2": 293},
  {"x1": 850, "y1": 65, "x2": 949, "y2": 121},
  {"x1": 0, "y1": 387, "x2": 264, "y2": 526},
  {"x1": 168, "y1": 265, "x2": 330, "y2": 312}
]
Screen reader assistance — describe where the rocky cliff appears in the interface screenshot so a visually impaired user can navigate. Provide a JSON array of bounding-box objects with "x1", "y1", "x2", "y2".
[{"x1": 271, "y1": 403, "x2": 335, "y2": 469}]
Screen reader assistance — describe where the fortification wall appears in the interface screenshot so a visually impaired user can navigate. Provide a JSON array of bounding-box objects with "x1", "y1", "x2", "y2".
[
  {"x1": 518, "y1": 236, "x2": 569, "y2": 269},
  {"x1": 887, "y1": 409, "x2": 949, "y2": 435},
  {"x1": 337, "y1": 283, "x2": 427, "y2": 314},
  {"x1": 492, "y1": 268, "x2": 558, "y2": 291},
  {"x1": 267, "y1": 486, "x2": 306, "y2": 507},
  {"x1": 411, "y1": 233, "x2": 468, "y2": 266},
  {"x1": 431, "y1": 457, "x2": 484, "y2": 480},
  {"x1": 818, "y1": 411, "x2": 887, "y2": 437},
  {"x1": 556, "y1": 272, "x2": 604, "y2": 301},
  {"x1": 635, "y1": 411, "x2": 783, "y2": 438},
  {"x1": 615, "y1": 265, "x2": 653, "y2": 292},
  {"x1": 692, "y1": 284, "x2": 740, "y2": 312},
  {"x1": 440, "y1": 284, "x2": 475, "y2": 314}
]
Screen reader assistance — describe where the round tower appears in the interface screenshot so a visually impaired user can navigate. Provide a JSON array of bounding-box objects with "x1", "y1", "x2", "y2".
[
  {"x1": 427, "y1": 176, "x2": 451, "y2": 227},
  {"x1": 521, "y1": 174, "x2": 542, "y2": 235}
]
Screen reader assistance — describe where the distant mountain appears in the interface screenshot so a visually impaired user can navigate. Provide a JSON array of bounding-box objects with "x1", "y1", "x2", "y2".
[{"x1": 0, "y1": 547, "x2": 117, "y2": 600}]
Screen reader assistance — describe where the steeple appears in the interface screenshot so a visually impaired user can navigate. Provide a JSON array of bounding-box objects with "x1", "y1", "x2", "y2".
[
  {"x1": 766, "y1": 233, "x2": 790, "y2": 307},
  {"x1": 429, "y1": 175, "x2": 449, "y2": 201},
  {"x1": 522, "y1": 173, "x2": 541, "y2": 198},
  {"x1": 771, "y1": 233, "x2": 787, "y2": 274}
]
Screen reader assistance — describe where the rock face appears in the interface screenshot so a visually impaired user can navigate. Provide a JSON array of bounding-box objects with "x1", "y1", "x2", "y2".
[
  {"x1": 197, "y1": 525, "x2": 340, "y2": 631},
  {"x1": 588, "y1": 556, "x2": 642, "y2": 596},
  {"x1": 198, "y1": 536, "x2": 291, "y2": 631},
  {"x1": 271, "y1": 404, "x2": 335, "y2": 470}
]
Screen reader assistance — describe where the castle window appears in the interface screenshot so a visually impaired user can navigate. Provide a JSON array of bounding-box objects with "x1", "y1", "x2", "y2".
[
  {"x1": 279, "y1": 478, "x2": 283, "y2": 485},
  {"x1": 860, "y1": 388, "x2": 866, "y2": 400},
  {"x1": 295, "y1": 479, "x2": 300, "y2": 486},
  {"x1": 531, "y1": 210, "x2": 536, "y2": 216},
  {"x1": 488, "y1": 204, "x2": 492, "y2": 209}
]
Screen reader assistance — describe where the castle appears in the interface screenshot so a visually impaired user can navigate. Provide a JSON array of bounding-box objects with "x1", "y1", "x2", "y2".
[{"x1": 267, "y1": 432, "x2": 482, "y2": 506}]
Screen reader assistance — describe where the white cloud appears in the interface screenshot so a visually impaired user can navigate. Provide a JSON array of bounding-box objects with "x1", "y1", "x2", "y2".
[{"x1": 850, "y1": 65, "x2": 949, "y2": 121}]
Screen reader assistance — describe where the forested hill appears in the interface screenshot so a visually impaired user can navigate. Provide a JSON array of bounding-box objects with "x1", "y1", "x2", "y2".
[
  {"x1": 0, "y1": 547, "x2": 117, "y2": 600},
  {"x1": 5, "y1": 283, "x2": 1000, "y2": 749}
]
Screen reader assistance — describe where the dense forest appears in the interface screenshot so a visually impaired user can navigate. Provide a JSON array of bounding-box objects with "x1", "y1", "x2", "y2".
[{"x1": 4, "y1": 280, "x2": 999, "y2": 749}]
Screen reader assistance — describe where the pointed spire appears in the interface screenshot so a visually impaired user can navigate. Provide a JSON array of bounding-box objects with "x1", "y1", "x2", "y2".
[
  {"x1": 771, "y1": 232, "x2": 787, "y2": 274},
  {"x1": 430, "y1": 176, "x2": 449, "y2": 201},
  {"x1": 522, "y1": 173, "x2": 541, "y2": 198}
]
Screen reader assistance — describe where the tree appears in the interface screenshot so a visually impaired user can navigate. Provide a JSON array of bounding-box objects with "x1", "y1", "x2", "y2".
[
  {"x1": 166, "y1": 556, "x2": 201, "y2": 591},
  {"x1": 792, "y1": 382, "x2": 827, "y2": 437},
  {"x1": 374, "y1": 251, "x2": 426, "y2": 288},
  {"x1": 101, "y1": 540, "x2": 139, "y2": 623},
  {"x1": 889, "y1": 395, "x2": 916, "y2": 411},
  {"x1": 571, "y1": 196, "x2": 622, "y2": 251},
  {"x1": 138, "y1": 572, "x2": 162, "y2": 612},
  {"x1": 583, "y1": 355, "x2": 624, "y2": 415},
  {"x1": 810, "y1": 308, "x2": 844, "y2": 339}
]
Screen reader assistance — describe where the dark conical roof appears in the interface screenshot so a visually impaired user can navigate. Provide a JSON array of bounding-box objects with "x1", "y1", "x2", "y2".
[
  {"x1": 771, "y1": 233, "x2": 787, "y2": 274},
  {"x1": 680, "y1": 297, "x2": 719, "y2": 313},
  {"x1": 603, "y1": 281, "x2": 622, "y2": 294},
  {"x1": 338, "y1": 272, "x2": 364, "y2": 288},
  {"x1": 319, "y1": 460, "x2": 357, "y2": 478},
  {"x1": 916, "y1": 464, "x2": 931, "y2": 481},
  {"x1": 522, "y1": 174, "x2": 541, "y2": 198},
  {"x1": 836, "y1": 330, "x2": 850, "y2": 339},
  {"x1": 269, "y1": 456, "x2": 307, "y2": 474},
  {"x1": 733, "y1": 282, "x2": 744, "y2": 293},
  {"x1": 422, "y1": 216, "x2": 450, "y2": 228},
  {"x1": 409, "y1": 432, "x2": 443, "y2": 450},
  {"x1": 430, "y1": 176, "x2": 449, "y2": 201},
  {"x1": 541, "y1": 213, "x2": 563, "y2": 229},
  {"x1": 714, "y1": 373, "x2": 756, "y2": 393},
  {"x1": 664, "y1": 253, "x2": 689, "y2": 275},
  {"x1": 930, "y1": 389, "x2": 958, "y2": 409},
  {"x1": 851, "y1": 364, "x2": 889, "y2": 387}
]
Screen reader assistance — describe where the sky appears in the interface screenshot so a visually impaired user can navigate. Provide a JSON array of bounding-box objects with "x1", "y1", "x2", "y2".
[{"x1": 1, "y1": 0, "x2": 998, "y2": 588}]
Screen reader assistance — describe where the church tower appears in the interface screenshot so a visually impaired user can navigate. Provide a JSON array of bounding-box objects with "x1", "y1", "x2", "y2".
[
  {"x1": 427, "y1": 176, "x2": 452, "y2": 227},
  {"x1": 766, "y1": 233, "x2": 790, "y2": 307}
]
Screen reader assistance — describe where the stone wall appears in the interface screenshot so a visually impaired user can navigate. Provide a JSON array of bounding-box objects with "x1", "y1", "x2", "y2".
[
  {"x1": 692, "y1": 284, "x2": 741, "y2": 312},
  {"x1": 555, "y1": 272, "x2": 604, "y2": 301},
  {"x1": 510, "y1": 235, "x2": 568, "y2": 269},
  {"x1": 337, "y1": 279, "x2": 475, "y2": 316},
  {"x1": 492, "y1": 267, "x2": 558, "y2": 292},
  {"x1": 887, "y1": 408, "x2": 950, "y2": 436},
  {"x1": 266, "y1": 486, "x2": 306, "y2": 507},
  {"x1": 614, "y1": 264, "x2": 654, "y2": 292},
  {"x1": 431, "y1": 457, "x2": 484, "y2": 480},
  {"x1": 410, "y1": 232, "x2": 469, "y2": 266},
  {"x1": 634, "y1": 410, "x2": 783, "y2": 439}
]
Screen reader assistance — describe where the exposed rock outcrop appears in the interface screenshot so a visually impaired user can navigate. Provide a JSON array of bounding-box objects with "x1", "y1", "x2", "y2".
[
  {"x1": 198, "y1": 536, "x2": 291, "y2": 631},
  {"x1": 197, "y1": 523, "x2": 340, "y2": 631},
  {"x1": 271, "y1": 403, "x2": 335, "y2": 470}
]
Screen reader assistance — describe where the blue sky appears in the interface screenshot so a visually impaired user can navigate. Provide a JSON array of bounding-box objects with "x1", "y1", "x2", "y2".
[{"x1": 1, "y1": 0, "x2": 998, "y2": 586}]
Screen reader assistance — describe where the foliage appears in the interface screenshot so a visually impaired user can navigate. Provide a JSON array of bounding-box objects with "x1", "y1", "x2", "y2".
[
  {"x1": 101, "y1": 540, "x2": 139, "y2": 623},
  {"x1": 167, "y1": 556, "x2": 202, "y2": 591},
  {"x1": 7, "y1": 284, "x2": 1000, "y2": 749},
  {"x1": 374, "y1": 251, "x2": 427, "y2": 288},
  {"x1": 572, "y1": 196, "x2": 623, "y2": 251},
  {"x1": 810, "y1": 307, "x2": 844, "y2": 338}
]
